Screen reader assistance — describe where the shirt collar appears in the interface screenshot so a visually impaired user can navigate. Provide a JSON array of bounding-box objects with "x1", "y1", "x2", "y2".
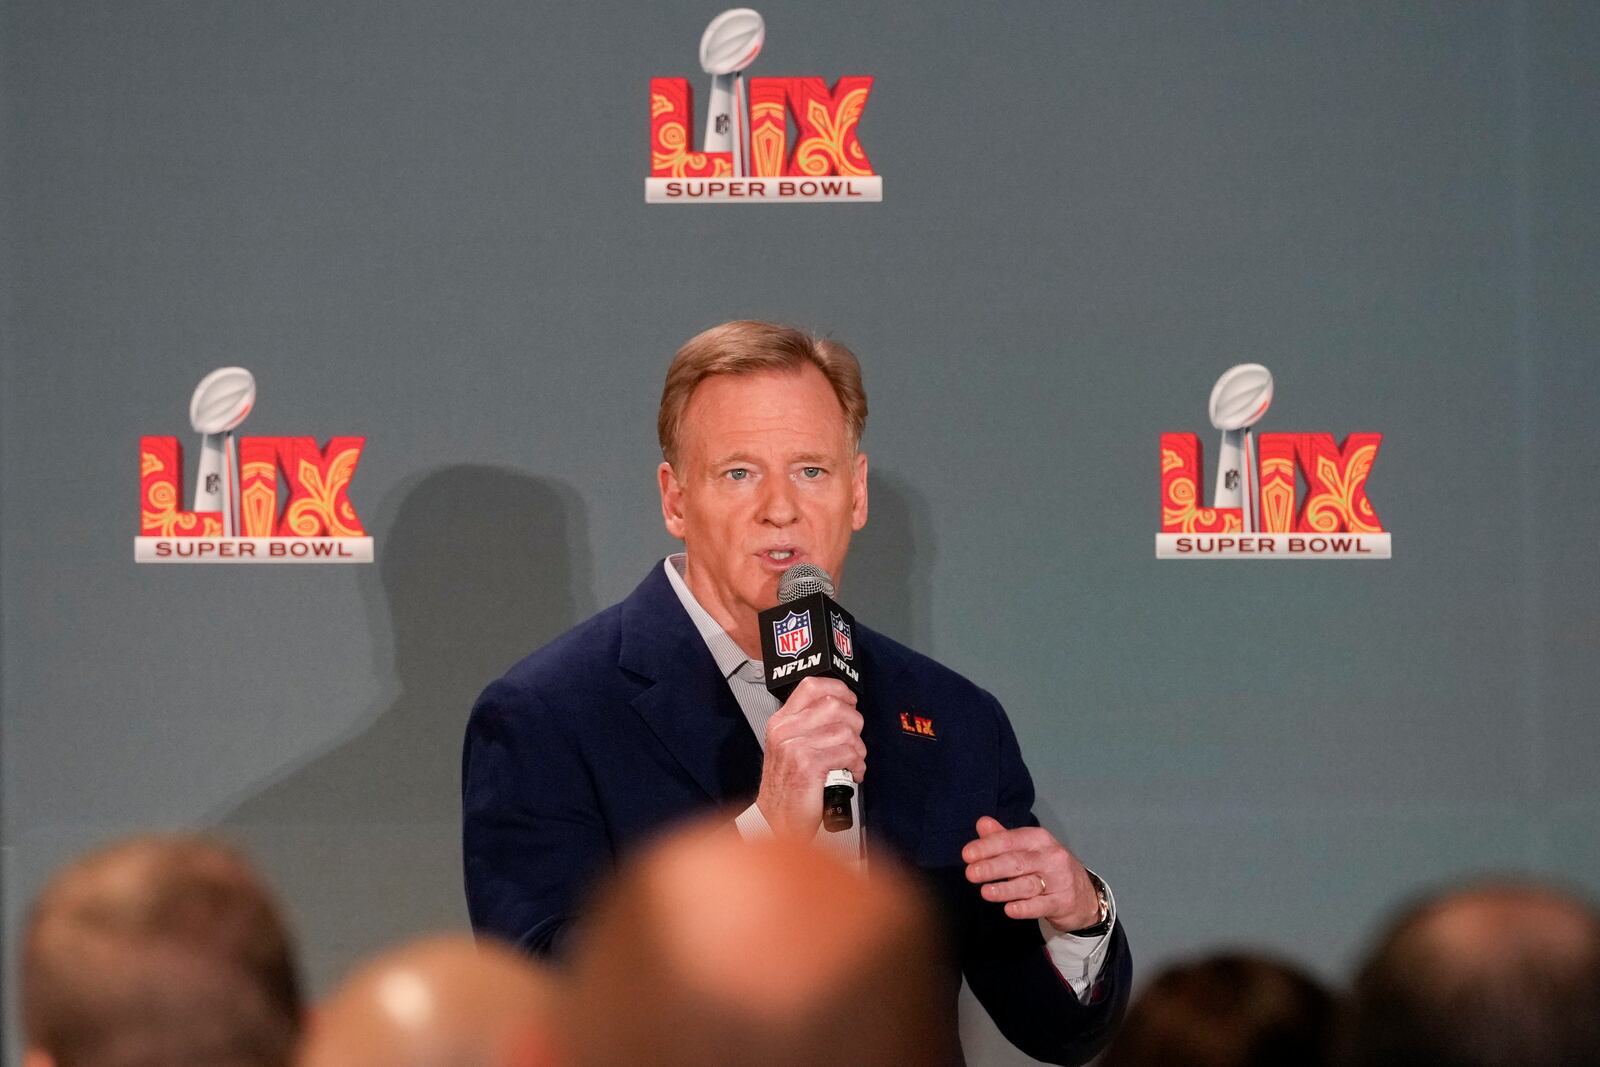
[{"x1": 663, "y1": 554, "x2": 753, "y2": 681}]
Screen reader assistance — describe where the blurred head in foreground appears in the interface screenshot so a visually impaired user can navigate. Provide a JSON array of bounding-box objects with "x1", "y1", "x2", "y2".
[
  {"x1": 21, "y1": 835, "x2": 302, "y2": 1067},
  {"x1": 565, "y1": 820, "x2": 951, "y2": 1067},
  {"x1": 1096, "y1": 953, "x2": 1335, "y2": 1067},
  {"x1": 300, "y1": 935, "x2": 560, "y2": 1067},
  {"x1": 1344, "y1": 879, "x2": 1600, "y2": 1067}
]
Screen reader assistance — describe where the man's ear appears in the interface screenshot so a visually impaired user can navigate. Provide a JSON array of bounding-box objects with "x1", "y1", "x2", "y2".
[
  {"x1": 851, "y1": 451, "x2": 869, "y2": 531},
  {"x1": 659, "y1": 461, "x2": 687, "y2": 540}
]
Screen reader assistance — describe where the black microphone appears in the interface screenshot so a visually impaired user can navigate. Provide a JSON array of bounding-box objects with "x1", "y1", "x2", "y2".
[{"x1": 758, "y1": 563, "x2": 863, "y2": 833}]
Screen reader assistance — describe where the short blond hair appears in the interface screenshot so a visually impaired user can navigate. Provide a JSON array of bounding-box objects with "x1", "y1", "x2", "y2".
[
  {"x1": 22, "y1": 836, "x2": 302, "y2": 1067},
  {"x1": 658, "y1": 321, "x2": 868, "y2": 466}
]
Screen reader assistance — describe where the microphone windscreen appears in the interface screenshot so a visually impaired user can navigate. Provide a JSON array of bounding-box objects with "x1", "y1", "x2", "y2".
[{"x1": 777, "y1": 563, "x2": 834, "y2": 602}]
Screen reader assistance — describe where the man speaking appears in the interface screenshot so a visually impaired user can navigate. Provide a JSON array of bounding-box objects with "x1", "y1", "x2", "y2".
[{"x1": 463, "y1": 321, "x2": 1130, "y2": 1065}]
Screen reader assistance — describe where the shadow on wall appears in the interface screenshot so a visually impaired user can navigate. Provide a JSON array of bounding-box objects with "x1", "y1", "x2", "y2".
[
  {"x1": 208, "y1": 466, "x2": 931, "y2": 989},
  {"x1": 845, "y1": 469, "x2": 936, "y2": 654},
  {"x1": 215, "y1": 466, "x2": 595, "y2": 984}
]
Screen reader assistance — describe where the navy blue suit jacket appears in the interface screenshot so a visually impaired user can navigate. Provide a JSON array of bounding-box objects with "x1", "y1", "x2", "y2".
[{"x1": 463, "y1": 564, "x2": 1130, "y2": 1065}]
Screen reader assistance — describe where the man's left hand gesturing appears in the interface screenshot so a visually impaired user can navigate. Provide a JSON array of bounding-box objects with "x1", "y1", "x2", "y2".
[{"x1": 962, "y1": 816, "x2": 1103, "y2": 932}]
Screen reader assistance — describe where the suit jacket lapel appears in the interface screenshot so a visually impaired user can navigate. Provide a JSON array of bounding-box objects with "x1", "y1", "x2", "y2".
[
  {"x1": 618, "y1": 565, "x2": 764, "y2": 805},
  {"x1": 859, "y1": 628, "x2": 933, "y2": 862}
]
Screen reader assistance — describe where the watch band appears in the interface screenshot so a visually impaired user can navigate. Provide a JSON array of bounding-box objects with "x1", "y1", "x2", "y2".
[{"x1": 1065, "y1": 870, "x2": 1111, "y2": 937}]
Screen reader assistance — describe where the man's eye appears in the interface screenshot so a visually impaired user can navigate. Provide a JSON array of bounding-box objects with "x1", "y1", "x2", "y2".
[
  {"x1": 725, "y1": 469, "x2": 749, "y2": 481},
  {"x1": 800, "y1": 467, "x2": 823, "y2": 479}
]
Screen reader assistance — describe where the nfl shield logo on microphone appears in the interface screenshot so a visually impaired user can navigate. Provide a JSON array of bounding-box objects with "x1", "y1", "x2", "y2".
[
  {"x1": 773, "y1": 610, "x2": 813, "y2": 658},
  {"x1": 830, "y1": 612, "x2": 853, "y2": 659}
]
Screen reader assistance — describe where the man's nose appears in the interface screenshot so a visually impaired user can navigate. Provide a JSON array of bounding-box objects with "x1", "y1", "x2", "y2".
[{"x1": 758, "y1": 475, "x2": 800, "y2": 526}]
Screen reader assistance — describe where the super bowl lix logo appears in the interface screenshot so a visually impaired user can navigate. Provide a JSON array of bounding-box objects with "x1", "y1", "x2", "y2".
[
  {"x1": 1157, "y1": 365, "x2": 1390, "y2": 559},
  {"x1": 646, "y1": 9, "x2": 880, "y2": 204},
  {"x1": 135, "y1": 368, "x2": 373, "y2": 564}
]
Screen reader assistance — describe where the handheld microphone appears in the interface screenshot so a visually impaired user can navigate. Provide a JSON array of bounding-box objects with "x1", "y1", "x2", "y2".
[{"x1": 758, "y1": 563, "x2": 863, "y2": 833}]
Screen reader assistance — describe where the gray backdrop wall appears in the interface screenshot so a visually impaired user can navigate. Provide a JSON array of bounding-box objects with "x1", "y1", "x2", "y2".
[{"x1": 4, "y1": 2, "x2": 1598, "y2": 1064}]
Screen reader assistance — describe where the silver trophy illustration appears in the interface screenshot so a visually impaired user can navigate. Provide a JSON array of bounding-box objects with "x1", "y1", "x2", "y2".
[
  {"x1": 188, "y1": 367, "x2": 256, "y2": 536},
  {"x1": 699, "y1": 8, "x2": 765, "y2": 178},
  {"x1": 1208, "y1": 364, "x2": 1273, "y2": 533}
]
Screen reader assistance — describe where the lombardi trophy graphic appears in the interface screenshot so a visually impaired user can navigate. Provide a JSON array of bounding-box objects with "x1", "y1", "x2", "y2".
[
  {"x1": 1208, "y1": 364, "x2": 1273, "y2": 533},
  {"x1": 188, "y1": 367, "x2": 256, "y2": 537},
  {"x1": 699, "y1": 9, "x2": 765, "y2": 178}
]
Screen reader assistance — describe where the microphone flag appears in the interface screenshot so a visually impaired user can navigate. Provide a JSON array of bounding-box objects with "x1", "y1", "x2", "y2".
[{"x1": 758, "y1": 592, "x2": 860, "y2": 697}]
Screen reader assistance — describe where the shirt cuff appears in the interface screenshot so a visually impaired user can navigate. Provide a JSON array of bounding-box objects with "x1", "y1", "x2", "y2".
[
  {"x1": 1039, "y1": 872, "x2": 1117, "y2": 1005},
  {"x1": 734, "y1": 801, "x2": 774, "y2": 840}
]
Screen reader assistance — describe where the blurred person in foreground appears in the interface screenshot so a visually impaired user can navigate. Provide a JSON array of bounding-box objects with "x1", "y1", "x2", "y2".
[
  {"x1": 564, "y1": 818, "x2": 952, "y2": 1067},
  {"x1": 1343, "y1": 879, "x2": 1600, "y2": 1067},
  {"x1": 1096, "y1": 953, "x2": 1336, "y2": 1067},
  {"x1": 20, "y1": 835, "x2": 302, "y2": 1067},
  {"x1": 299, "y1": 935, "x2": 561, "y2": 1067}
]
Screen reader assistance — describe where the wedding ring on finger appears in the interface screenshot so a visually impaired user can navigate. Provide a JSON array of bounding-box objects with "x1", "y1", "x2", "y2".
[{"x1": 1036, "y1": 875, "x2": 1047, "y2": 896}]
